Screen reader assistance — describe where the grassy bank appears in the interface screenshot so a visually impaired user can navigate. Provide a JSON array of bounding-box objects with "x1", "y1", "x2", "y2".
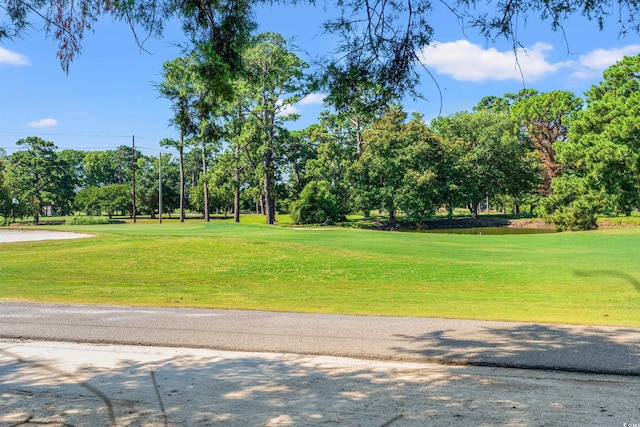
[{"x1": 1, "y1": 219, "x2": 639, "y2": 326}]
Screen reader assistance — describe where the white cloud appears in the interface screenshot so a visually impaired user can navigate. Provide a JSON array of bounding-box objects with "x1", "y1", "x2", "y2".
[
  {"x1": 419, "y1": 40, "x2": 640, "y2": 83},
  {"x1": 0, "y1": 46, "x2": 30, "y2": 65},
  {"x1": 298, "y1": 93, "x2": 326, "y2": 105},
  {"x1": 568, "y1": 45, "x2": 640, "y2": 79},
  {"x1": 419, "y1": 40, "x2": 559, "y2": 82},
  {"x1": 28, "y1": 118, "x2": 58, "y2": 128},
  {"x1": 280, "y1": 104, "x2": 300, "y2": 116},
  {"x1": 276, "y1": 100, "x2": 300, "y2": 117}
]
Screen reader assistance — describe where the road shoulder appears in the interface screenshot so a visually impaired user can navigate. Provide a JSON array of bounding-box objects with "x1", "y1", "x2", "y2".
[{"x1": 2, "y1": 339, "x2": 639, "y2": 426}]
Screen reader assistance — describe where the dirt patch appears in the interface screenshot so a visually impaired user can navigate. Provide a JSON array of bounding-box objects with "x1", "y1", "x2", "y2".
[
  {"x1": 506, "y1": 218, "x2": 556, "y2": 229},
  {"x1": 9, "y1": 220, "x2": 66, "y2": 226}
]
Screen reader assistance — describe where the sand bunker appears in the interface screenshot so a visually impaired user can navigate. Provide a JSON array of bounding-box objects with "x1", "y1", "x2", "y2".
[{"x1": 0, "y1": 229, "x2": 93, "y2": 243}]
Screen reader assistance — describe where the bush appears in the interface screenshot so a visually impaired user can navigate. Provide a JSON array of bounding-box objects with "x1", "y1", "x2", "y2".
[
  {"x1": 67, "y1": 216, "x2": 111, "y2": 225},
  {"x1": 542, "y1": 199, "x2": 599, "y2": 231},
  {"x1": 537, "y1": 174, "x2": 600, "y2": 231},
  {"x1": 290, "y1": 180, "x2": 340, "y2": 225}
]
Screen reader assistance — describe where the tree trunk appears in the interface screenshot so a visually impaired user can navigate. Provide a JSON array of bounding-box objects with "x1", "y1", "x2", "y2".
[
  {"x1": 234, "y1": 185, "x2": 241, "y2": 223},
  {"x1": 292, "y1": 160, "x2": 301, "y2": 191},
  {"x1": 351, "y1": 115, "x2": 364, "y2": 156},
  {"x1": 234, "y1": 144, "x2": 241, "y2": 223},
  {"x1": 178, "y1": 140, "x2": 185, "y2": 223},
  {"x1": 471, "y1": 200, "x2": 480, "y2": 218},
  {"x1": 264, "y1": 164, "x2": 275, "y2": 225},
  {"x1": 262, "y1": 107, "x2": 276, "y2": 225},
  {"x1": 201, "y1": 141, "x2": 209, "y2": 222}
]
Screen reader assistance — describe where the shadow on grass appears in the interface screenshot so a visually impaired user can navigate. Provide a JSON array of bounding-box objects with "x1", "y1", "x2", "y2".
[
  {"x1": 1, "y1": 343, "x2": 639, "y2": 426},
  {"x1": 574, "y1": 270, "x2": 640, "y2": 293}
]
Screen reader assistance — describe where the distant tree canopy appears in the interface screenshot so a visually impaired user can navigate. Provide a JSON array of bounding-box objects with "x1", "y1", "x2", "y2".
[
  {"x1": 3, "y1": 136, "x2": 74, "y2": 223},
  {"x1": 539, "y1": 54, "x2": 640, "y2": 230},
  {"x1": 3, "y1": 19, "x2": 640, "y2": 230},
  {"x1": 510, "y1": 90, "x2": 583, "y2": 195}
]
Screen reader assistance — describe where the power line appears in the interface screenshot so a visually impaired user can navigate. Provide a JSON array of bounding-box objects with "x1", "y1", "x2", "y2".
[
  {"x1": 1, "y1": 135, "x2": 174, "y2": 155},
  {"x1": 0, "y1": 145, "x2": 170, "y2": 154},
  {"x1": 0, "y1": 130, "x2": 161, "y2": 140}
]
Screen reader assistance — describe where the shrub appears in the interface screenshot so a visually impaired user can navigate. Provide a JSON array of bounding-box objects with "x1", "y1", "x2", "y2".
[
  {"x1": 542, "y1": 199, "x2": 599, "y2": 231},
  {"x1": 67, "y1": 216, "x2": 110, "y2": 225},
  {"x1": 538, "y1": 174, "x2": 600, "y2": 231},
  {"x1": 290, "y1": 180, "x2": 340, "y2": 225}
]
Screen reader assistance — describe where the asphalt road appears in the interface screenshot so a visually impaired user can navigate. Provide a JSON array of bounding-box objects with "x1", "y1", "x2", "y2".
[{"x1": 1, "y1": 302, "x2": 639, "y2": 375}]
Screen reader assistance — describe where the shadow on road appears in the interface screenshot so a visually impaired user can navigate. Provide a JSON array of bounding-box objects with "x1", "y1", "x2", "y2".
[
  {"x1": 1, "y1": 341, "x2": 639, "y2": 427},
  {"x1": 391, "y1": 323, "x2": 640, "y2": 376}
]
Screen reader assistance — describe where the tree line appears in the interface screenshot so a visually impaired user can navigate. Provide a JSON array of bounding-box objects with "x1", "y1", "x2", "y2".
[
  {"x1": 5, "y1": 0, "x2": 640, "y2": 231},
  {"x1": 2, "y1": 51, "x2": 640, "y2": 230}
]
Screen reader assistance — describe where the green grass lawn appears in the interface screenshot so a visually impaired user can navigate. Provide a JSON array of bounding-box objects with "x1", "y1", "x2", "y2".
[{"x1": 1, "y1": 217, "x2": 639, "y2": 327}]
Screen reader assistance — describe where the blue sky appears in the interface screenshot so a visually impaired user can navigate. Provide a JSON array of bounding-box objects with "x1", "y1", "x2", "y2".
[{"x1": 1, "y1": 4, "x2": 640, "y2": 157}]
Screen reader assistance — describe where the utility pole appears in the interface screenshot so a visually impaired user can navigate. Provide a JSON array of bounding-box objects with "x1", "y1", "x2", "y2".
[
  {"x1": 158, "y1": 152, "x2": 163, "y2": 224},
  {"x1": 132, "y1": 135, "x2": 137, "y2": 223}
]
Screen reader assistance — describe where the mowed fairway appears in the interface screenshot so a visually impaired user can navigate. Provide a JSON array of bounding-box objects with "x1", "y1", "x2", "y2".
[{"x1": 1, "y1": 220, "x2": 639, "y2": 326}]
